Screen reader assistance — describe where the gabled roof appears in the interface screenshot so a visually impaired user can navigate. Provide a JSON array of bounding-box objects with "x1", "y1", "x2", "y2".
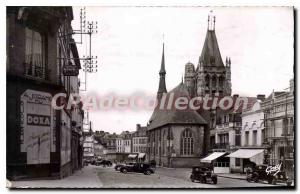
[
  {"x1": 199, "y1": 30, "x2": 224, "y2": 67},
  {"x1": 148, "y1": 82, "x2": 207, "y2": 130}
]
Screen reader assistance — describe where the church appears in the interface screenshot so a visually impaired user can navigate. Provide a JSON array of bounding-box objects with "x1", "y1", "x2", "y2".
[{"x1": 146, "y1": 15, "x2": 232, "y2": 167}]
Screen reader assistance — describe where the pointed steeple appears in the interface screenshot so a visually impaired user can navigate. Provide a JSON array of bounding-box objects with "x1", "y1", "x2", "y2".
[
  {"x1": 199, "y1": 14, "x2": 224, "y2": 67},
  {"x1": 157, "y1": 43, "x2": 167, "y2": 99},
  {"x1": 159, "y1": 43, "x2": 166, "y2": 74}
]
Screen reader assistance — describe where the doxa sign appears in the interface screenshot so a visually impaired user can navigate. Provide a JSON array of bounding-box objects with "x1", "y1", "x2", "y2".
[{"x1": 27, "y1": 114, "x2": 51, "y2": 126}]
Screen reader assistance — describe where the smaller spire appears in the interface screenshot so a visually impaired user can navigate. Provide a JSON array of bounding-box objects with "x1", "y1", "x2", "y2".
[
  {"x1": 207, "y1": 15, "x2": 210, "y2": 30},
  {"x1": 229, "y1": 57, "x2": 231, "y2": 65},
  {"x1": 213, "y1": 16, "x2": 216, "y2": 30},
  {"x1": 159, "y1": 43, "x2": 166, "y2": 74},
  {"x1": 207, "y1": 10, "x2": 216, "y2": 31},
  {"x1": 181, "y1": 73, "x2": 184, "y2": 83},
  {"x1": 226, "y1": 57, "x2": 228, "y2": 65}
]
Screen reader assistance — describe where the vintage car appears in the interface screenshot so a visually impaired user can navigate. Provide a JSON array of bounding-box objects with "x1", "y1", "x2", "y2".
[
  {"x1": 90, "y1": 157, "x2": 97, "y2": 165},
  {"x1": 119, "y1": 163, "x2": 155, "y2": 175},
  {"x1": 115, "y1": 162, "x2": 135, "y2": 171},
  {"x1": 190, "y1": 166, "x2": 217, "y2": 184},
  {"x1": 246, "y1": 164, "x2": 292, "y2": 186},
  {"x1": 96, "y1": 160, "x2": 112, "y2": 167}
]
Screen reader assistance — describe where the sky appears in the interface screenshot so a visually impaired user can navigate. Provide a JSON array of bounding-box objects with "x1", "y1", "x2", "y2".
[{"x1": 71, "y1": 6, "x2": 294, "y2": 134}]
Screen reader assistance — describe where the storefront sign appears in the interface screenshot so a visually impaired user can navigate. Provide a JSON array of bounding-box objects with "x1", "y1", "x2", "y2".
[
  {"x1": 20, "y1": 90, "x2": 53, "y2": 164},
  {"x1": 63, "y1": 64, "x2": 79, "y2": 76}
]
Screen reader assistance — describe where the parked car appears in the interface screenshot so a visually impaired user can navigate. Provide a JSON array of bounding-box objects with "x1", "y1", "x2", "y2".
[
  {"x1": 97, "y1": 160, "x2": 112, "y2": 167},
  {"x1": 115, "y1": 162, "x2": 135, "y2": 171},
  {"x1": 90, "y1": 157, "x2": 97, "y2": 165},
  {"x1": 95, "y1": 158, "x2": 103, "y2": 166},
  {"x1": 84, "y1": 158, "x2": 91, "y2": 165},
  {"x1": 246, "y1": 164, "x2": 292, "y2": 186},
  {"x1": 120, "y1": 163, "x2": 155, "y2": 175},
  {"x1": 190, "y1": 166, "x2": 217, "y2": 184}
]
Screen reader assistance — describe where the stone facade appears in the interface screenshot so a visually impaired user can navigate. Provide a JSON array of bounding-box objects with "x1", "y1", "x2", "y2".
[
  {"x1": 261, "y1": 79, "x2": 294, "y2": 179},
  {"x1": 6, "y1": 7, "x2": 83, "y2": 180}
]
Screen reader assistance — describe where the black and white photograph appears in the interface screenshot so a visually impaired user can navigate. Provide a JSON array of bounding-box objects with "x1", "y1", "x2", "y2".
[{"x1": 4, "y1": 4, "x2": 295, "y2": 189}]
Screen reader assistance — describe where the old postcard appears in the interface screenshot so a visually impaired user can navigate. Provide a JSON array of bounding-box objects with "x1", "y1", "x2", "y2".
[{"x1": 6, "y1": 6, "x2": 295, "y2": 189}]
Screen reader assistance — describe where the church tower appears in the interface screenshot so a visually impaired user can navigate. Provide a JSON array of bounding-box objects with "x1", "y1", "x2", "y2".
[{"x1": 195, "y1": 14, "x2": 232, "y2": 97}]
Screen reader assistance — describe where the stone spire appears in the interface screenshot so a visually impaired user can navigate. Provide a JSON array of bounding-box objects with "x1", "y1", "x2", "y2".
[
  {"x1": 157, "y1": 43, "x2": 167, "y2": 99},
  {"x1": 199, "y1": 14, "x2": 224, "y2": 67}
]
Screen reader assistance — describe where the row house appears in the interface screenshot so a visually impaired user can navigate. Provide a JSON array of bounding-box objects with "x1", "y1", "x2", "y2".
[
  {"x1": 203, "y1": 95, "x2": 257, "y2": 173},
  {"x1": 228, "y1": 95, "x2": 267, "y2": 173},
  {"x1": 132, "y1": 124, "x2": 148, "y2": 161},
  {"x1": 6, "y1": 6, "x2": 84, "y2": 180},
  {"x1": 83, "y1": 130, "x2": 95, "y2": 161}
]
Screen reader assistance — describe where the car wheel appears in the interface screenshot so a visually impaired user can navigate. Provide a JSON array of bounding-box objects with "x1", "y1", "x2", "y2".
[
  {"x1": 246, "y1": 175, "x2": 252, "y2": 182},
  {"x1": 122, "y1": 169, "x2": 127, "y2": 174},
  {"x1": 212, "y1": 177, "x2": 217, "y2": 184},
  {"x1": 272, "y1": 178, "x2": 277, "y2": 185},
  {"x1": 267, "y1": 178, "x2": 272, "y2": 184},
  {"x1": 144, "y1": 170, "x2": 151, "y2": 175}
]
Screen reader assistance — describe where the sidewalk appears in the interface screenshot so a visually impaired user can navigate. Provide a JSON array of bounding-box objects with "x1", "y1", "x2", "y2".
[
  {"x1": 7, "y1": 165, "x2": 103, "y2": 188},
  {"x1": 217, "y1": 173, "x2": 246, "y2": 180}
]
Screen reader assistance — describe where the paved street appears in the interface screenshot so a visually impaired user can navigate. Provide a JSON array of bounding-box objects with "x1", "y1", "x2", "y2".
[
  {"x1": 9, "y1": 165, "x2": 284, "y2": 188},
  {"x1": 96, "y1": 165, "x2": 277, "y2": 188}
]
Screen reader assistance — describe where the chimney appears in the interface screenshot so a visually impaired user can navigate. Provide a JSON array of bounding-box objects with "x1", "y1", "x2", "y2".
[
  {"x1": 136, "y1": 124, "x2": 141, "y2": 131},
  {"x1": 256, "y1": 94, "x2": 265, "y2": 101}
]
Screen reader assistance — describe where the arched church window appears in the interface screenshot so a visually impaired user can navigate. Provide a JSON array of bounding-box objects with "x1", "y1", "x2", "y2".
[
  {"x1": 205, "y1": 75, "x2": 210, "y2": 88},
  {"x1": 180, "y1": 128, "x2": 194, "y2": 155},
  {"x1": 212, "y1": 75, "x2": 217, "y2": 88},
  {"x1": 219, "y1": 76, "x2": 224, "y2": 88}
]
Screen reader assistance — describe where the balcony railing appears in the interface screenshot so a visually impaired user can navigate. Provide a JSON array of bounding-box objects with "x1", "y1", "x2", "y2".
[
  {"x1": 23, "y1": 62, "x2": 49, "y2": 80},
  {"x1": 211, "y1": 143, "x2": 230, "y2": 150}
]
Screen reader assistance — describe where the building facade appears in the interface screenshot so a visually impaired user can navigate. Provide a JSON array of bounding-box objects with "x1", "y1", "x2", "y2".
[
  {"x1": 261, "y1": 79, "x2": 294, "y2": 179},
  {"x1": 83, "y1": 132, "x2": 95, "y2": 161},
  {"x1": 241, "y1": 97, "x2": 265, "y2": 147},
  {"x1": 132, "y1": 124, "x2": 148, "y2": 154},
  {"x1": 6, "y1": 7, "x2": 83, "y2": 180},
  {"x1": 225, "y1": 96, "x2": 267, "y2": 173}
]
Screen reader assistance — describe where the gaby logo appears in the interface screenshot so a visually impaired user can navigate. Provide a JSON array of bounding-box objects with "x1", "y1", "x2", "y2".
[
  {"x1": 27, "y1": 114, "x2": 51, "y2": 126},
  {"x1": 265, "y1": 163, "x2": 282, "y2": 176}
]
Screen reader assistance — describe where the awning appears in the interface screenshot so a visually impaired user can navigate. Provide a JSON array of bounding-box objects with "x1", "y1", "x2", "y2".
[
  {"x1": 227, "y1": 149, "x2": 264, "y2": 159},
  {"x1": 138, "y1": 153, "x2": 146, "y2": 159},
  {"x1": 201, "y1": 152, "x2": 227, "y2": 163},
  {"x1": 128, "y1": 154, "x2": 137, "y2": 159}
]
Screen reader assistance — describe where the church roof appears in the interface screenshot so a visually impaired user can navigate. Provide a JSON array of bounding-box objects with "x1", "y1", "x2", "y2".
[
  {"x1": 148, "y1": 82, "x2": 207, "y2": 131},
  {"x1": 199, "y1": 29, "x2": 224, "y2": 67}
]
